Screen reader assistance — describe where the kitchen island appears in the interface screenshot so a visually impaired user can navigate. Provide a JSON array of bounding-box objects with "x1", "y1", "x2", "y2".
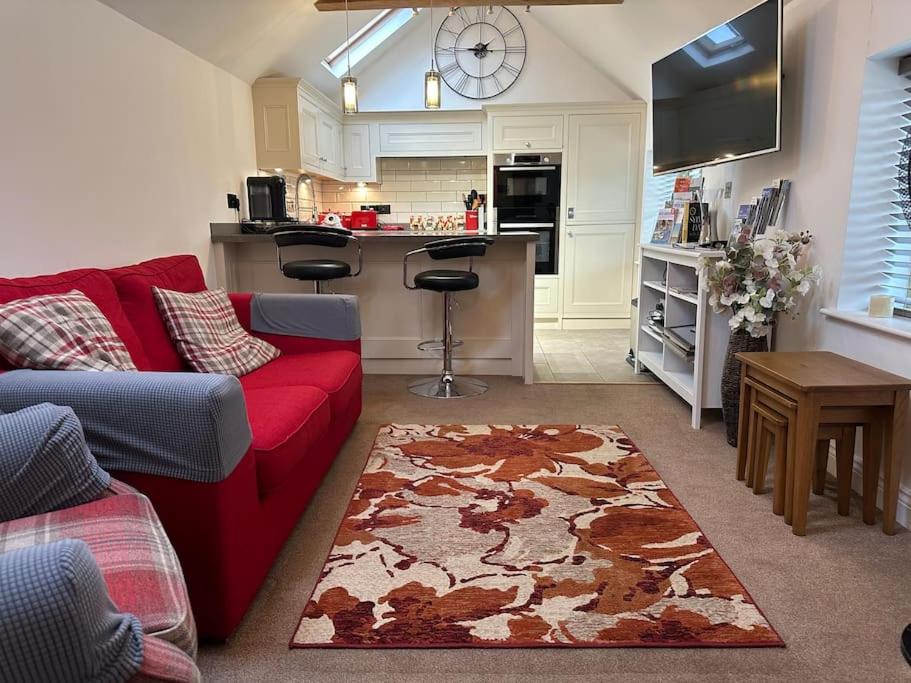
[{"x1": 210, "y1": 224, "x2": 538, "y2": 382}]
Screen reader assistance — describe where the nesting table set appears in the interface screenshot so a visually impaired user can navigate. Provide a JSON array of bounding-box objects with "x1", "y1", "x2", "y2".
[{"x1": 735, "y1": 351, "x2": 911, "y2": 536}]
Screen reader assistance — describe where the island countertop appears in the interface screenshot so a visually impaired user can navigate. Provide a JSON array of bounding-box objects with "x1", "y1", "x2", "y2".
[
  {"x1": 210, "y1": 222, "x2": 538, "y2": 243},
  {"x1": 209, "y1": 221, "x2": 537, "y2": 383}
]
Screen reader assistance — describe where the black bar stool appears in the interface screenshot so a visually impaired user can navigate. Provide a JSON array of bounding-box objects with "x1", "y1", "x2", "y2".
[
  {"x1": 403, "y1": 236, "x2": 493, "y2": 399},
  {"x1": 274, "y1": 226, "x2": 362, "y2": 293}
]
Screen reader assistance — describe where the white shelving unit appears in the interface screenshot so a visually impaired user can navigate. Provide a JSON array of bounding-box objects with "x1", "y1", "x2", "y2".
[{"x1": 634, "y1": 244, "x2": 729, "y2": 428}]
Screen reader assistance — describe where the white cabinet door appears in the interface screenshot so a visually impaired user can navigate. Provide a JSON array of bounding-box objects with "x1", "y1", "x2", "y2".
[
  {"x1": 317, "y1": 113, "x2": 343, "y2": 178},
  {"x1": 492, "y1": 114, "x2": 564, "y2": 151},
  {"x1": 561, "y1": 223, "x2": 635, "y2": 318},
  {"x1": 342, "y1": 123, "x2": 372, "y2": 179},
  {"x1": 297, "y1": 95, "x2": 321, "y2": 170},
  {"x1": 565, "y1": 113, "x2": 641, "y2": 225}
]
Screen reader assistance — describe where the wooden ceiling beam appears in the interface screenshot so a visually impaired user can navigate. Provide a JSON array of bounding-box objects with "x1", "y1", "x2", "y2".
[{"x1": 315, "y1": 0, "x2": 622, "y2": 11}]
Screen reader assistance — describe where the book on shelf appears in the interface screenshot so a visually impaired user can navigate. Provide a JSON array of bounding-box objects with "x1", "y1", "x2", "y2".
[
  {"x1": 650, "y1": 209, "x2": 677, "y2": 244},
  {"x1": 731, "y1": 179, "x2": 792, "y2": 238}
]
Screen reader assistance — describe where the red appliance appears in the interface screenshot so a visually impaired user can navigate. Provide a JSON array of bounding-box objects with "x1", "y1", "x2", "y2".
[
  {"x1": 350, "y1": 210, "x2": 378, "y2": 229},
  {"x1": 465, "y1": 210, "x2": 479, "y2": 231}
]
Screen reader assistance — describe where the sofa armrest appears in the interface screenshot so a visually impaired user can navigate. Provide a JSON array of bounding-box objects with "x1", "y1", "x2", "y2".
[
  {"x1": 229, "y1": 292, "x2": 361, "y2": 354},
  {"x1": 0, "y1": 370, "x2": 251, "y2": 483},
  {"x1": 0, "y1": 539, "x2": 144, "y2": 683}
]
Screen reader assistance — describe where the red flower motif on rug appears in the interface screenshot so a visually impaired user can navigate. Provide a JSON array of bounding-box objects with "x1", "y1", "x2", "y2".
[{"x1": 291, "y1": 425, "x2": 783, "y2": 648}]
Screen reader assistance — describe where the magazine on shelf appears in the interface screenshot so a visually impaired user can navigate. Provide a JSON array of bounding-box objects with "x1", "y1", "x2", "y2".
[
  {"x1": 663, "y1": 323, "x2": 697, "y2": 352},
  {"x1": 650, "y1": 209, "x2": 677, "y2": 244}
]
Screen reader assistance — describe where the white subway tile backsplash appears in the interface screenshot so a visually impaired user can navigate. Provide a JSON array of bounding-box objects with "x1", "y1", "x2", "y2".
[
  {"x1": 410, "y1": 180, "x2": 442, "y2": 191},
  {"x1": 411, "y1": 201, "x2": 443, "y2": 213},
  {"x1": 315, "y1": 156, "x2": 487, "y2": 224},
  {"x1": 396, "y1": 191, "x2": 428, "y2": 201}
]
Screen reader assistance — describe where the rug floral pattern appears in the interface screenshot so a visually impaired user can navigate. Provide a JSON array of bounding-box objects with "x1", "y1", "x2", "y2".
[{"x1": 292, "y1": 425, "x2": 782, "y2": 648}]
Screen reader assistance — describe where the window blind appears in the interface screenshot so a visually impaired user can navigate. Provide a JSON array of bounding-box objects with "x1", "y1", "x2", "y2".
[{"x1": 882, "y1": 79, "x2": 911, "y2": 316}]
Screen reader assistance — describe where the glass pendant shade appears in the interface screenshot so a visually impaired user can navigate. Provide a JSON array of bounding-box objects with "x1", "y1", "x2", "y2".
[
  {"x1": 341, "y1": 76, "x2": 358, "y2": 114},
  {"x1": 424, "y1": 70, "x2": 441, "y2": 110}
]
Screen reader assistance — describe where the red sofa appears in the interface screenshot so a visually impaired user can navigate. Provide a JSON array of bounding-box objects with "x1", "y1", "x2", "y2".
[{"x1": 0, "y1": 255, "x2": 362, "y2": 639}]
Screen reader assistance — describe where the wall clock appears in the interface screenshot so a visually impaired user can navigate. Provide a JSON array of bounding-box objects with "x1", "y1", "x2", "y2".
[{"x1": 434, "y1": 7, "x2": 527, "y2": 100}]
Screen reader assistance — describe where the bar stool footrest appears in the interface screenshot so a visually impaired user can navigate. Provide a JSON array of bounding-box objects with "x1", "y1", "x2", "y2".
[{"x1": 417, "y1": 339, "x2": 463, "y2": 352}]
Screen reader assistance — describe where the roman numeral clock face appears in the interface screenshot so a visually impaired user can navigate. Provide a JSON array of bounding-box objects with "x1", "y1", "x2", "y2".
[{"x1": 434, "y1": 7, "x2": 527, "y2": 100}]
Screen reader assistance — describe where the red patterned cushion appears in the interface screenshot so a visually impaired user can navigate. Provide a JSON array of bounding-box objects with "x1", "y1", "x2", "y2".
[
  {"x1": 153, "y1": 287, "x2": 280, "y2": 376},
  {"x1": 0, "y1": 290, "x2": 138, "y2": 371},
  {"x1": 0, "y1": 493, "x2": 197, "y2": 658},
  {"x1": 132, "y1": 636, "x2": 200, "y2": 683}
]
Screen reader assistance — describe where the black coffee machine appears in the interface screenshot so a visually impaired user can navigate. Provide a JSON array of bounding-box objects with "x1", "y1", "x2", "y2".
[{"x1": 247, "y1": 176, "x2": 287, "y2": 221}]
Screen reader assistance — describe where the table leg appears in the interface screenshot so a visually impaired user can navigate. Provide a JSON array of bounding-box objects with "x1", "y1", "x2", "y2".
[
  {"x1": 785, "y1": 407, "x2": 798, "y2": 525},
  {"x1": 791, "y1": 395, "x2": 820, "y2": 536},
  {"x1": 836, "y1": 426, "x2": 855, "y2": 517},
  {"x1": 736, "y1": 366, "x2": 752, "y2": 480},
  {"x1": 772, "y1": 425, "x2": 787, "y2": 515},
  {"x1": 863, "y1": 415, "x2": 883, "y2": 525},
  {"x1": 882, "y1": 391, "x2": 909, "y2": 535},
  {"x1": 813, "y1": 440, "x2": 828, "y2": 495}
]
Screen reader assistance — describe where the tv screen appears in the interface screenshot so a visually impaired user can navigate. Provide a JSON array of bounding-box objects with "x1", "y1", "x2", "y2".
[{"x1": 652, "y1": 0, "x2": 781, "y2": 175}]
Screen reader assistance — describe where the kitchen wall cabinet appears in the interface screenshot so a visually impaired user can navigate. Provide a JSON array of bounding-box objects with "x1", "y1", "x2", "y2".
[
  {"x1": 378, "y1": 122, "x2": 484, "y2": 155},
  {"x1": 561, "y1": 223, "x2": 636, "y2": 318},
  {"x1": 491, "y1": 114, "x2": 563, "y2": 152},
  {"x1": 317, "y1": 113, "x2": 343, "y2": 178},
  {"x1": 253, "y1": 77, "x2": 365, "y2": 182},
  {"x1": 342, "y1": 124, "x2": 371, "y2": 179},
  {"x1": 565, "y1": 112, "x2": 641, "y2": 226}
]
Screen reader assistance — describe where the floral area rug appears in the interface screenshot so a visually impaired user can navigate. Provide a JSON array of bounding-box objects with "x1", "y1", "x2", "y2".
[{"x1": 291, "y1": 425, "x2": 782, "y2": 648}]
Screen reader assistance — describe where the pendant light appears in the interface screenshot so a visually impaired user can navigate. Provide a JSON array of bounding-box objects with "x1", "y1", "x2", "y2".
[
  {"x1": 424, "y1": 0, "x2": 441, "y2": 109},
  {"x1": 341, "y1": 0, "x2": 358, "y2": 114}
]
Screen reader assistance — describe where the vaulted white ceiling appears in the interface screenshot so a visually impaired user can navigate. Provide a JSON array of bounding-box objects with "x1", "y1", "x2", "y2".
[{"x1": 99, "y1": 0, "x2": 763, "y2": 102}]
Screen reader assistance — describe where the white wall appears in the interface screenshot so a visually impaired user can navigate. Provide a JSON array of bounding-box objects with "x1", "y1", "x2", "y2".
[
  {"x1": 0, "y1": 0, "x2": 257, "y2": 280},
  {"x1": 700, "y1": 0, "x2": 911, "y2": 525},
  {"x1": 355, "y1": 11, "x2": 634, "y2": 112}
]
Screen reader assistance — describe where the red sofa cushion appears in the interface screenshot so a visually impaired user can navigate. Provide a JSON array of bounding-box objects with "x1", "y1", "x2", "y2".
[
  {"x1": 105, "y1": 256, "x2": 207, "y2": 372},
  {"x1": 239, "y1": 351, "x2": 362, "y2": 420},
  {"x1": 0, "y1": 268, "x2": 150, "y2": 370},
  {"x1": 243, "y1": 385, "x2": 331, "y2": 496}
]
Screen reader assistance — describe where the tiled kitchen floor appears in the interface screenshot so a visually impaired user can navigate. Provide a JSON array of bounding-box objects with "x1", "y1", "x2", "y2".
[{"x1": 533, "y1": 328, "x2": 659, "y2": 384}]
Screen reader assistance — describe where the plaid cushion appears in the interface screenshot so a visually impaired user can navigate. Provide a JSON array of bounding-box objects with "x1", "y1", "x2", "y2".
[
  {"x1": 0, "y1": 289, "x2": 138, "y2": 371},
  {"x1": 132, "y1": 636, "x2": 200, "y2": 683},
  {"x1": 153, "y1": 287, "x2": 279, "y2": 376},
  {"x1": 0, "y1": 493, "x2": 197, "y2": 658}
]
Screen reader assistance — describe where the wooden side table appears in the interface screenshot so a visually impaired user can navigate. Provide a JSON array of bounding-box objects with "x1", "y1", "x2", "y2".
[{"x1": 735, "y1": 351, "x2": 911, "y2": 536}]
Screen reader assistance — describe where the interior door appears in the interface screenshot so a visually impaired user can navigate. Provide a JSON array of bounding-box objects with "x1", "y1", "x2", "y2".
[
  {"x1": 561, "y1": 223, "x2": 635, "y2": 317},
  {"x1": 565, "y1": 113, "x2": 641, "y2": 225}
]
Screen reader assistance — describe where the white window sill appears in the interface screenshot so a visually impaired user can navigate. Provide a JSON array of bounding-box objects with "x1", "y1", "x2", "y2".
[{"x1": 820, "y1": 308, "x2": 911, "y2": 341}]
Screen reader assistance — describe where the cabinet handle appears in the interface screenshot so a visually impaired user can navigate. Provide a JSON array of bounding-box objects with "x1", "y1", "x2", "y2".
[
  {"x1": 567, "y1": 207, "x2": 575, "y2": 220},
  {"x1": 568, "y1": 231, "x2": 574, "y2": 238},
  {"x1": 524, "y1": 141, "x2": 531, "y2": 148}
]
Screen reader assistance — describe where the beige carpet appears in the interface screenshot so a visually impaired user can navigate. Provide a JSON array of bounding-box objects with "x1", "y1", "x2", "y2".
[{"x1": 198, "y1": 377, "x2": 910, "y2": 681}]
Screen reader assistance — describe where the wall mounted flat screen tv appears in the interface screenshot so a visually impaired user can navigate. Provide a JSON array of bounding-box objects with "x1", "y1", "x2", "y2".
[{"x1": 652, "y1": 0, "x2": 782, "y2": 175}]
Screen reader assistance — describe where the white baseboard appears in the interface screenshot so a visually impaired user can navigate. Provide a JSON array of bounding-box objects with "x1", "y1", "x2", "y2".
[{"x1": 827, "y1": 446, "x2": 910, "y2": 530}]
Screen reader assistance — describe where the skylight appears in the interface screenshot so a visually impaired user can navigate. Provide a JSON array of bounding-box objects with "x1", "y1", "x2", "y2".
[
  {"x1": 705, "y1": 24, "x2": 740, "y2": 47},
  {"x1": 322, "y1": 8, "x2": 419, "y2": 79}
]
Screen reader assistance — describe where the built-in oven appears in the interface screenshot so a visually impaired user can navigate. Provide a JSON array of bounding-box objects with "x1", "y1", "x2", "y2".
[
  {"x1": 497, "y1": 210, "x2": 558, "y2": 275},
  {"x1": 493, "y1": 153, "x2": 561, "y2": 209},
  {"x1": 494, "y1": 153, "x2": 561, "y2": 275}
]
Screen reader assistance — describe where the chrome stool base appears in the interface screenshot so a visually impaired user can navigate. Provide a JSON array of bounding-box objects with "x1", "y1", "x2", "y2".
[{"x1": 408, "y1": 375, "x2": 488, "y2": 399}]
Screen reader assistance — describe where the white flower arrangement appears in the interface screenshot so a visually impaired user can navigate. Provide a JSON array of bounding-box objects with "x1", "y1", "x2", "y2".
[{"x1": 698, "y1": 229, "x2": 821, "y2": 338}]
